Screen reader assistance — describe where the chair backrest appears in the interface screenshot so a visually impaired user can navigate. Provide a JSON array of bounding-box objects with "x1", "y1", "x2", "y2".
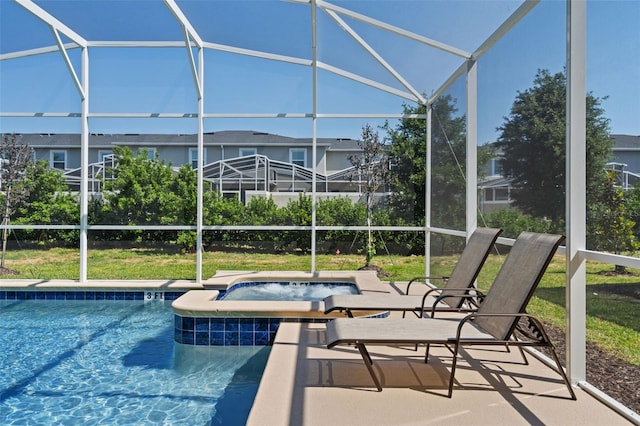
[
  {"x1": 474, "y1": 232, "x2": 565, "y2": 340},
  {"x1": 441, "y1": 227, "x2": 503, "y2": 308}
]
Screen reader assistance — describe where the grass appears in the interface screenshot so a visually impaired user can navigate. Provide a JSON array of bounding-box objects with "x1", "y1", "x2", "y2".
[{"x1": 2, "y1": 247, "x2": 638, "y2": 365}]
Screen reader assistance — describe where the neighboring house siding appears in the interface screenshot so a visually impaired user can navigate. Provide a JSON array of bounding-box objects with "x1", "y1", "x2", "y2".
[
  {"x1": 612, "y1": 151, "x2": 640, "y2": 174},
  {"x1": 477, "y1": 134, "x2": 640, "y2": 213},
  {"x1": 5, "y1": 131, "x2": 365, "y2": 199}
]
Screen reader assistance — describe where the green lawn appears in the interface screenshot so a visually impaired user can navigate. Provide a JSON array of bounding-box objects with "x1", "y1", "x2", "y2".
[{"x1": 2, "y1": 248, "x2": 638, "y2": 365}]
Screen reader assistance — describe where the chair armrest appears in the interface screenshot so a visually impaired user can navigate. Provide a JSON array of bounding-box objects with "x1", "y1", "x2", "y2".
[
  {"x1": 406, "y1": 275, "x2": 449, "y2": 295},
  {"x1": 453, "y1": 312, "x2": 550, "y2": 344},
  {"x1": 424, "y1": 290, "x2": 485, "y2": 317}
]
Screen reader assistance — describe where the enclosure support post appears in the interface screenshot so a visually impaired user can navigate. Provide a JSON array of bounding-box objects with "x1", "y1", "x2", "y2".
[
  {"x1": 424, "y1": 105, "x2": 432, "y2": 277},
  {"x1": 79, "y1": 46, "x2": 89, "y2": 283},
  {"x1": 466, "y1": 59, "x2": 478, "y2": 239},
  {"x1": 196, "y1": 46, "x2": 204, "y2": 283},
  {"x1": 566, "y1": 0, "x2": 587, "y2": 385},
  {"x1": 310, "y1": 0, "x2": 318, "y2": 273}
]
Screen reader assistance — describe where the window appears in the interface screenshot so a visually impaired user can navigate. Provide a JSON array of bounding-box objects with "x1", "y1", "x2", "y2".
[
  {"x1": 98, "y1": 150, "x2": 112, "y2": 162},
  {"x1": 495, "y1": 188, "x2": 510, "y2": 201},
  {"x1": 139, "y1": 148, "x2": 156, "y2": 160},
  {"x1": 489, "y1": 158, "x2": 503, "y2": 177},
  {"x1": 239, "y1": 148, "x2": 256, "y2": 157},
  {"x1": 290, "y1": 148, "x2": 306, "y2": 167},
  {"x1": 189, "y1": 148, "x2": 198, "y2": 168},
  {"x1": 189, "y1": 148, "x2": 207, "y2": 168},
  {"x1": 50, "y1": 150, "x2": 67, "y2": 170}
]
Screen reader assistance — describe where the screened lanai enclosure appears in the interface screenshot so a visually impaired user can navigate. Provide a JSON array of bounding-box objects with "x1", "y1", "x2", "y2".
[{"x1": 1, "y1": 0, "x2": 639, "y2": 420}]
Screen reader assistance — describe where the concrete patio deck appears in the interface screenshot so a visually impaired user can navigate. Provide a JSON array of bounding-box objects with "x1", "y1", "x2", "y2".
[{"x1": 248, "y1": 321, "x2": 632, "y2": 425}]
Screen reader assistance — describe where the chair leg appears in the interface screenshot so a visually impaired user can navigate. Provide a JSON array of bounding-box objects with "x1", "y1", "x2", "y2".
[
  {"x1": 447, "y1": 343, "x2": 460, "y2": 398},
  {"x1": 356, "y1": 343, "x2": 382, "y2": 391},
  {"x1": 547, "y1": 345, "x2": 577, "y2": 400},
  {"x1": 517, "y1": 345, "x2": 529, "y2": 365},
  {"x1": 424, "y1": 343, "x2": 431, "y2": 363}
]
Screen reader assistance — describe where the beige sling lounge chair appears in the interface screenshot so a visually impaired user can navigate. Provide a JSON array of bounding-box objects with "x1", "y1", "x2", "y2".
[
  {"x1": 325, "y1": 232, "x2": 576, "y2": 399},
  {"x1": 324, "y1": 227, "x2": 502, "y2": 318}
]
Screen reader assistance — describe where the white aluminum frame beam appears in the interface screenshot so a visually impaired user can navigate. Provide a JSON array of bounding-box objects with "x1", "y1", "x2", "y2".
[
  {"x1": 322, "y1": 8, "x2": 426, "y2": 104},
  {"x1": 430, "y1": 0, "x2": 540, "y2": 104},
  {"x1": 312, "y1": 0, "x2": 471, "y2": 59},
  {"x1": 50, "y1": 28, "x2": 85, "y2": 99},
  {"x1": 164, "y1": 0, "x2": 203, "y2": 98},
  {"x1": 15, "y1": 0, "x2": 87, "y2": 47}
]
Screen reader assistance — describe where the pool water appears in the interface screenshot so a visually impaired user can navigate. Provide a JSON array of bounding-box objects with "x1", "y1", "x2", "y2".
[
  {"x1": 220, "y1": 281, "x2": 359, "y2": 301},
  {"x1": 0, "y1": 299, "x2": 269, "y2": 425}
]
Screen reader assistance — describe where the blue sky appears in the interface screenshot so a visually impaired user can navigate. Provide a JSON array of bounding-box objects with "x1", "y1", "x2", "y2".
[{"x1": 0, "y1": 0, "x2": 638, "y2": 143}]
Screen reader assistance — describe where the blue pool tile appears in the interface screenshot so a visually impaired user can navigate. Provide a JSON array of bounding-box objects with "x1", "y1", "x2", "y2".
[
  {"x1": 195, "y1": 332, "x2": 210, "y2": 345},
  {"x1": 210, "y1": 332, "x2": 224, "y2": 345},
  {"x1": 224, "y1": 318, "x2": 240, "y2": 332},
  {"x1": 175, "y1": 315, "x2": 182, "y2": 330},
  {"x1": 224, "y1": 331, "x2": 239, "y2": 346},
  {"x1": 239, "y1": 318, "x2": 254, "y2": 332},
  {"x1": 174, "y1": 328, "x2": 183, "y2": 344},
  {"x1": 255, "y1": 331, "x2": 270, "y2": 345},
  {"x1": 181, "y1": 330, "x2": 195, "y2": 345},
  {"x1": 254, "y1": 319, "x2": 269, "y2": 332},
  {"x1": 0, "y1": 291, "x2": 5, "y2": 300},
  {"x1": 181, "y1": 317, "x2": 194, "y2": 332},
  {"x1": 269, "y1": 319, "x2": 281, "y2": 333},
  {"x1": 210, "y1": 318, "x2": 225, "y2": 332},
  {"x1": 166, "y1": 292, "x2": 185, "y2": 301},
  {"x1": 240, "y1": 332, "x2": 254, "y2": 345},
  {"x1": 195, "y1": 318, "x2": 209, "y2": 332}
]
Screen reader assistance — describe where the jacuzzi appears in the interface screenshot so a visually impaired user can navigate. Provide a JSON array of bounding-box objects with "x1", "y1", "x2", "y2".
[
  {"x1": 172, "y1": 270, "x2": 389, "y2": 346},
  {"x1": 219, "y1": 281, "x2": 359, "y2": 301}
]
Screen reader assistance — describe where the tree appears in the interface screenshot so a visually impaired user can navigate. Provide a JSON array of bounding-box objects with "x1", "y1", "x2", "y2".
[
  {"x1": 588, "y1": 171, "x2": 637, "y2": 273},
  {"x1": 0, "y1": 134, "x2": 33, "y2": 269},
  {"x1": 348, "y1": 124, "x2": 390, "y2": 265},
  {"x1": 384, "y1": 95, "x2": 493, "y2": 252},
  {"x1": 498, "y1": 69, "x2": 613, "y2": 232},
  {"x1": 101, "y1": 146, "x2": 189, "y2": 242},
  {"x1": 13, "y1": 160, "x2": 79, "y2": 245}
]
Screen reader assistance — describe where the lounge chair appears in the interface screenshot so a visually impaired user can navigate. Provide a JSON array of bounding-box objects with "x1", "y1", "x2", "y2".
[
  {"x1": 325, "y1": 231, "x2": 576, "y2": 399},
  {"x1": 324, "y1": 227, "x2": 503, "y2": 318}
]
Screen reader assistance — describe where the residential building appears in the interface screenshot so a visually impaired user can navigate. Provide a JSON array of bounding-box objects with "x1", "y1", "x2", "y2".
[
  {"x1": 4, "y1": 131, "x2": 371, "y2": 205},
  {"x1": 478, "y1": 134, "x2": 640, "y2": 213}
]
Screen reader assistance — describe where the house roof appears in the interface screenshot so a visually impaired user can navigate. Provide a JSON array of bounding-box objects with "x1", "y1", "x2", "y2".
[
  {"x1": 4, "y1": 131, "x2": 363, "y2": 150},
  {"x1": 612, "y1": 134, "x2": 640, "y2": 150}
]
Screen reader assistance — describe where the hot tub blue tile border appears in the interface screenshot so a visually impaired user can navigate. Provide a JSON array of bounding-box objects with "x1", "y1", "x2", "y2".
[{"x1": 174, "y1": 314, "x2": 339, "y2": 346}]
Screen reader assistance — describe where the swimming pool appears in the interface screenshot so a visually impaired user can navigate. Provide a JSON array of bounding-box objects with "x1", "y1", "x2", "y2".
[
  {"x1": 219, "y1": 281, "x2": 359, "y2": 301},
  {"x1": 0, "y1": 297, "x2": 268, "y2": 425}
]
